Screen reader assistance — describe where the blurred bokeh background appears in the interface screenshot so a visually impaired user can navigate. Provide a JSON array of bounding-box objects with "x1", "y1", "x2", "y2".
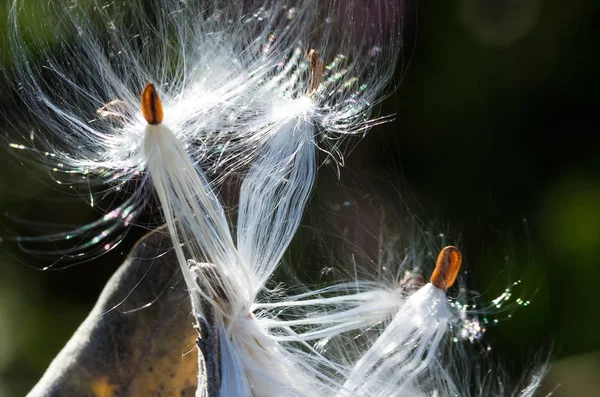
[{"x1": 0, "y1": 0, "x2": 599, "y2": 396}]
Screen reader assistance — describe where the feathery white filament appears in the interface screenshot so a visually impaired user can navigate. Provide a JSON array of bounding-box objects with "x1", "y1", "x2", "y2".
[
  {"x1": 336, "y1": 281, "x2": 551, "y2": 397},
  {"x1": 141, "y1": 81, "x2": 341, "y2": 395},
  {"x1": 258, "y1": 239, "x2": 550, "y2": 397},
  {"x1": 143, "y1": 122, "x2": 247, "y2": 310},
  {"x1": 337, "y1": 284, "x2": 454, "y2": 397},
  {"x1": 237, "y1": 104, "x2": 316, "y2": 292}
]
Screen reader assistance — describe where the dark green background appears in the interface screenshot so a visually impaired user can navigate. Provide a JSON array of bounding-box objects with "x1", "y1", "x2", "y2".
[{"x1": 0, "y1": 0, "x2": 598, "y2": 396}]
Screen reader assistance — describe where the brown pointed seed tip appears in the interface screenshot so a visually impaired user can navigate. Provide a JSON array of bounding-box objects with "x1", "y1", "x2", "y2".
[
  {"x1": 141, "y1": 83, "x2": 163, "y2": 125},
  {"x1": 307, "y1": 49, "x2": 324, "y2": 97},
  {"x1": 308, "y1": 49, "x2": 320, "y2": 67},
  {"x1": 430, "y1": 246, "x2": 462, "y2": 291}
]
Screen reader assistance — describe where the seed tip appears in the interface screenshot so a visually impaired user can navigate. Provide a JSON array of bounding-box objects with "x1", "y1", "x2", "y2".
[
  {"x1": 307, "y1": 49, "x2": 324, "y2": 97},
  {"x1": 430, "y1": 246, "x2": 462, "y2": 291},
  {"x1": 141, "y1": 82, "x2": 163, "y2": 125}
]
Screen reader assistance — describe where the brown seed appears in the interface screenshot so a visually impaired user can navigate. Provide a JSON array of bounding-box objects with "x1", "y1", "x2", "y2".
[
  {"x1": 141, "y1": 83, "x2": 164, "y2": 125},
  {"x1": 430, "y1": 246, "x2": 462, "y2": 291},
  {"x1": 307, "y1": 49, "x2": 324, "y2": 97}
]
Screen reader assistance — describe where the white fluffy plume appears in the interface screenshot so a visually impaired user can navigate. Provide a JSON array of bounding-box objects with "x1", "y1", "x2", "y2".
[
  {"x1": 258, "y1": 220, "x2": 551, "y2": 397},
  {"x1": 142, "y1": 91, "x2": 342, "y2": 395},
  {"x1": 6, "y1": 0, "x2": 403, "y2": 259}
]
